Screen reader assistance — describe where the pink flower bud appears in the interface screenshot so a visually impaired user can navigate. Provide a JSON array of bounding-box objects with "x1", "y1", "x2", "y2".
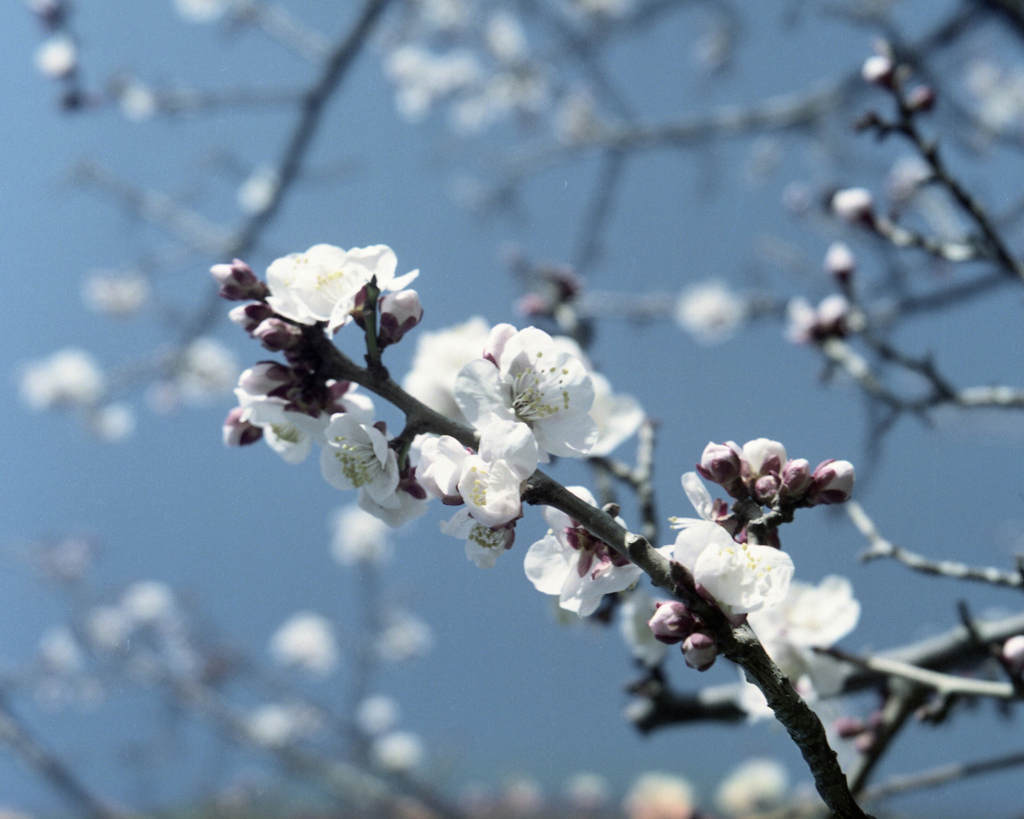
[
  {"x1": 831, "y1": 188, "x2": 874, "y2": 224},
  {"x1": 861, "y1": 54, "x2": 895, "y2": 87},
  {"x1": 833, "y1": 716, "x2": 867, "y2": 739},
  {"x1": 223, "y1": 407, "x2": 262, "y2": 446},
  {"x1": 253, "y1": 318, "x2": 302, "y2": 352},
  {"x1": 808, "y1": 459, "x2": 855, "y2": 505},
  {"x1": 210, "y1": 259, "x2": 268, "y2": 301},
  {"x1": 1003, "y1": 634, "x2": 1024, "y2": 677},
  {"x1": 378, "y1": 289, "x2": 424, "y2": 346},
  {"x1": 682, "y1": 632, "x2": 717, "y2": 671},
  {"x1": 647, "y1": 601, "x2": 696, "y2": 645},
  {"x1": 752, "y1": 474, "x2": 780, "y2": 504},
  {"x1": 229, "y1": 302, "x2": 274, "y2": 334},
  {"x1": 780, "y1": 458, "x2": 812, "y2": 499},
  {"x1": 696, "y1": 441, "x2": 742, "y2": 485},
  {"x1": 824, "y1": 241, "x2": 855, "y2": 284},
  {"x1": 238, "y1": 362, "x2": 292, "y2": 396},
  {"x1": 906, "y1": 85, "x2": 935, "y2": 112}
]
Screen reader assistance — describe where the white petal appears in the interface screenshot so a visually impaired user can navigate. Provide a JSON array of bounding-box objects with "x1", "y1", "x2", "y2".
[{"x1": 524, "y1": 533, "x2": 575, "y2": 596}]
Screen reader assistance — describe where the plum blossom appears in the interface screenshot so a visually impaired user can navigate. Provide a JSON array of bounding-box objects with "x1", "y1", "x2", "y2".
[
  {"x1": 747, "y1": 575, "x2": 860, "y2": 695},
  {"x1": 269, "y1": 612, "x2": 338, "y2": 677},
  {"x1": 671, "y1": 473, "x2": 793, "y2": 617},
  {"x1": 715, "y1": 758, "x2": 789, "y2": 817},
  {"x1": 623, "y1": 772, "x2": 695, "y2": 819},
  {"x1": 19, "y1": 348, "x2": 104, "y2": 410},
  {"x1": 440, "y1": 508, "x2": 516, "y2": 568},
  {"x1": 329, "y1": 505, "x2": 392, "y2": 565},
  {"x1": 588, "y1": 372, "x2": 645, "y2": 456},
  {"x1": 402, "y1": 316, "x2": 491, "y2": 421},
  {"x1": 620, "y1": 589, "x2": 668, "y2": 668},
  {"x1": 673, "y1": 280, "x2": 746, "y2": 345},
  {"x1": 455, "y1": 324, "x2": 597, "y2": 458},
  {"x1": 265, "y1": 244, "x2": 418, "y2": 334},
  {"x1": 320, "y1": 415, "x2": 400, "y2": 506},
  {"x1": 524, "y1": 486, "x2": 643, "y2": 616},
  {"x1": 81, "y1": 269, "x2": 151, "y2": 317}
]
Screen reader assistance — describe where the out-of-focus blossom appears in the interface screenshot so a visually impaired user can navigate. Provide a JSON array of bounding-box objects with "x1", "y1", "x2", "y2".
[
  {"x1": 266, "y1": 244, "x2": 417, "y2": 334},
  {"x1": 715, "y1": 758, "x2": 789, "y2": 817},
  {"x1": 418, "y1": 0, "x2": 471, "y2": 31},
  {"x1": 116, "y1": 76, "x2": 157, "y2": 121},
  {"x1": 175, "y1": 337, "x2": 239, "y2": 404},
  {"x1": 823, "y1": 242, "x2": 855, "y2": 283},
  {"x1": 1003, "y1": 634, "x2": 1024, "y2": 676},
  {"x1": 403, "y1": 316, "x2": 491, "y2": 421},
  {"x1": 785, "y1": 295, "x2": 850, "y2": 344},
  {"x1": 85, "y1": 605, "x2": 132, "y2": 653},
  {"x1": 555, "y1": 87, "x2": 599, "y2": 144},
  {"x1": 372, "y1": 731, "x2": 424, "y2": 772},
  {"x1": 355, "y1": 694, "x2": 400, "y2": 736},
  {"x1": 670, "y1": 473, "x2": 793, "y2": 617},
  {"x1": 377, "y1": 610, "x2": 433, "y2": 661},
  {"x1": 385, "y1": 44, "x2": 482, "y2": 122},
  {"x1": 86, "y1": 403, "x2": 136, "y2": 442},
  {"x1": 173, "y1": 0, "x2": 230, "y2": 24},
  {"x1": 81, "y1": 269, "x2": 151, "y2": 317},
  {"x1": 37, "y1": 626, "x2": 84, "y2": 675},
  {"x1": 237, "y1": 163, "x2": 279, "y2": 215},
  {"x1": 564, "y1": 772, "x2": 609, "y2": 811},
  {"x1": 673, "y1": 281, "x2": 746, "y2": 345},
  {"x1": 329, "y1": 504, "x2": 393, "y2": 565},
  {"x1": 502, "y1": 777, "x2": 544, "y2": 813},
  {"x1": 623, "y1": 772, "x2": 696, "y2": 819},
  {"x1": 524, "y1": 485, "x2": 642, "y2": 617},
  {"x1": 485, "y1": 10, "x2": 529, "y2": 64},
  {"x1": 20, "y1": 348, "x2": 104, "y2": 410},
  {"x1": 121, "y1": 581, "x2": 176, "y2": 626},
  {"x1": 456, "y1": 324, "x2": 596, "y2": 458},
  {"x1": 572, "y1": 0, "x2": 635, "y2": 19},
  {"x1": 619, "y1": 589, "x2": 668, "y2": 667},
  {"x1": 747, "y1": 575, "x2": 859, "y2": 696},
  {"x1": 35, "y1": 33, "x2": 76, "y2": 78},
  {"x1": 861, "y1": 53, "x2": 895, "y2": 87},
  {"x1": 247, "y1": 702, "x2": 320, "y2": 748},
  {"x1": 831, "y1": 188, "x2": 874, "y2": 223},
  {"x1": 269, "y1": 612, "x2": 338, "y2": 677}
]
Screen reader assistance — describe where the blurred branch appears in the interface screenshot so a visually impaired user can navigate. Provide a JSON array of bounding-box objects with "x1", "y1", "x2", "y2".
[
  {"x1": 860, "y1": 746, "x2": 1024, "y2": 802},
  {"x1": 0, "y1": 691, "x2": 136, "y2": 819},
  {"x1": 848, "y1": 500, "x2": 1024, "y2": 589}
]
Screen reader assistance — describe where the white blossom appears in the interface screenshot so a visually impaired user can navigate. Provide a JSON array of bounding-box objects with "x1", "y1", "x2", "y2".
[
  {"x1": 81, "y1": 270, "x2": 150, "y2": 317},
  {"x1": 715, "y1": 758, "x2": 789, "y2": 817},
  {"x1": 619, "y1": 589, "x2": 668, "y2": 667},
  {"x1": 173, "y1": 0, "x2": 230, "y2": 23},
  {"x1": 176, "y1": 337, "x2": 239, "y2": 404},
  {"x1": 355, "y1": 694, "x2": 400, "y2": 736},
  {"x1": 372, "y1": 731, "x2": 424, "y2": 772},
  {"x1": 623, "y1": 772, "x2": 695, "y2": 819},
  {"x1": 403, "y1": 316, "x2": 491, "y2": 421},
  {"x1": 671, "y1": 473, "x2": 793, "y2": 617},
  {"x1": 121, "y1": 581, "x2": 176, "y2": 626},
  {"x1": 20, "y1": 348, "x2": 104, "y2": 410},
  {"x1": 269, "y1": 612, "x2": 338, "y2": 677},
  {"x1": 674, "y1": 280, "x2": 746, "y2": 345},
  {"x1": 321, "y1": 415, "x2": 400, "y2": 505},
  {"x1": 455, "y1": 324, "x2": 597, "y2": 458},
  {"x1": 524, "y1": 486, "x2": 644, "y2": 617},
  {"x1": 266, "y1": 244, "x2": 417, "y2": 334},
  {"x1": 35, "y1": 34, "x2": 77, "y2": 79},
  {"x1": 329, "y1": 505, "x2": 392, "y2": 565}
]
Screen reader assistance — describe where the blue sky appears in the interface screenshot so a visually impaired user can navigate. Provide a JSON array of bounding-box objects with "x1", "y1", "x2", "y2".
[{"x1": 4, "y1": 0, "x2": 1024, "y2": 815}]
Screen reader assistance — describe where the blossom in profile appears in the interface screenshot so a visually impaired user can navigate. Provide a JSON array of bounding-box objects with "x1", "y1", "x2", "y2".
[
  {"x1": 455, "y1": 324, "x2": 596, "y2": 458},
  {"x1": 623, "y1": 772, "x2": 696, "y2": 819},
  {"x1": 265, "y1": 244, "x2": 418, "y2": 334},
  {"x1": 674, "y1": 280, "x2": 746, "y2": 345},
  {"x1": 524, "y1": 486, "x2": 642, "y2": 616},
  {"x1": 269, "y1": 612, "x2": 338, "y2": 677}
]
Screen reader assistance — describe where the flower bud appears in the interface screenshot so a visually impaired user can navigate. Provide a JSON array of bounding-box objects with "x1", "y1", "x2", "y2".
[
  {"x1": 831, "y1": 188, "x2": 874, "y2": 224},
  {"x1": 223, "y1": 406, "x2": 262, "y2": 446},
  {"x1": 1003, "y1": 634, "x2": 1024, "y2": 677},
  {"x1": 682, "y1": 632, "x2": 717, "y2": 671},
  {"x1": 861, "y1": 54, "x2": 895, "y2": 87},
  {"x1": 906, "y1": 85, "x2": 935, "y2": 112},
  {"x1": 741, "y1": 438, "x2": 787, "y2": 478},
  {"x1": 378, "y1": 289, "x2": 424, "y2": 346},
  {"x1": 696, "y1": 441, "x2": 742, "y2": 485},
  {"x1": 647, "y1": 601, "x2": 696, "y2": 645},
  {"x1": 229, "y1": 302, "x2": 274, "y2": 334},
  {"x1": 253, "y1": 318, "x2": 303, "y2": 352},
  {"x1": 210, "y1": 259, "x2": 269, "y2": 301},
  {"x1": 780, "y1": 458, "x2": 812, "y2": 500},
  {"x1": 238, "y1": 362, "x2": 293, "y2": 396},
  {"x1": 752, "y1": 474, "x2": 780, "y2": 505},
  {"x1": 808, "y1": 459, "x2": 855, "y2": 505},
  {"x1": 833, "y1": 716, "x2": 868, "y2": 739},
  {"x1": 824, "y1": 241, "x2": 855, "y2": 284}
]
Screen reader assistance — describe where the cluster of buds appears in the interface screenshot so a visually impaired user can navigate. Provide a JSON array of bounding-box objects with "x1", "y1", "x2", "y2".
[
  {"x1": 786, "y1": 294, "x2": 852, "y2": 345},
  {"x1": 647, "y1": 601, "x2": 717, "y2": 671},
  {"x1": 696, "y1": 439, "x2": 854, "y2": 519}
]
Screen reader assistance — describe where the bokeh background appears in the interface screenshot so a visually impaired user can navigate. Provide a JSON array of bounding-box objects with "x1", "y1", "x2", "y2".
[{"x1": 4, "y1": 0, "x2": 1024, "y2": 815}]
